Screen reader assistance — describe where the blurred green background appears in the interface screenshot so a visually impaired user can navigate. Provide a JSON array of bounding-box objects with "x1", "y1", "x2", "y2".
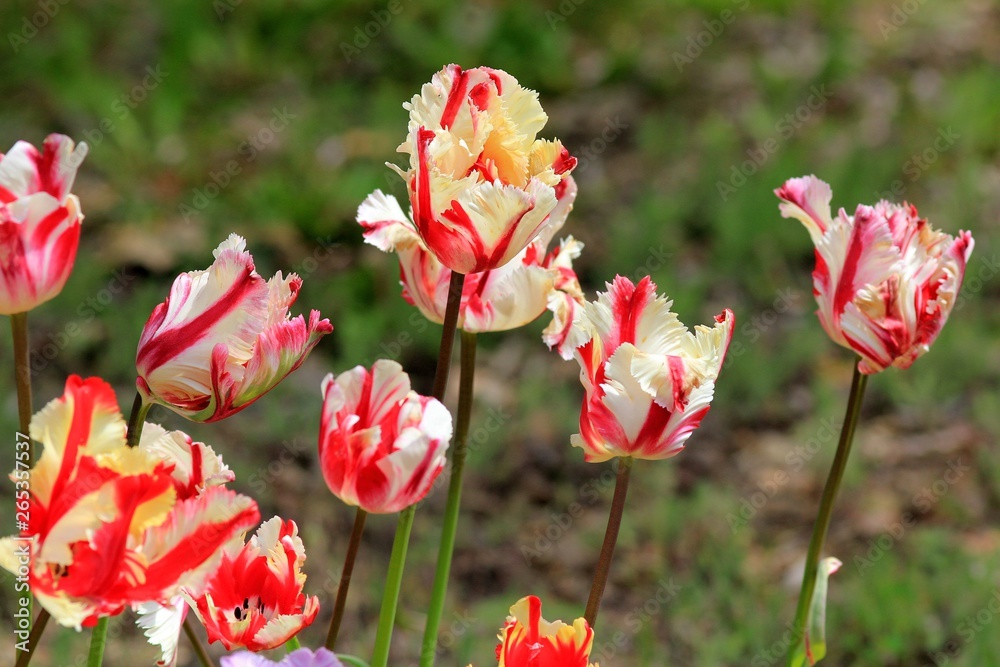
[{"x1": 1, "y1": 0, "x2": 998, "y2": 665}]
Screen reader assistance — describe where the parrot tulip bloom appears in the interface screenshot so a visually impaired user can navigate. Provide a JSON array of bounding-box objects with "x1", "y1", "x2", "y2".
[
  {"x1": 0, "y1": 376, "x2": 259, "y2": 629},
  {"x1": 357, "y1": 187, "x2": 584, "y2": 352},
  {"x1": 391, "y1": 64, "x2": 577, "y2": 274},
  {"x1": 567, "y1": 276, "x2": 734, "y2": 463},
  {"x1": 187, "y1": 517, "x2": 320, "y2": 652},
  {"x1": 496, "y1": 596, "x2": 597, "y2": 667},
  {"x1": 318, "y1": 359, "x2": 453, "y2": 514},
  {"x1": 776, "y1": 175, "x2": 974, "y2": 374},
  {"x1": 0, "y1": 134, "x2": 88, "y2": 314},
  {"x1": 135, "y1": 234, "x2": 333, "y2": 422}
]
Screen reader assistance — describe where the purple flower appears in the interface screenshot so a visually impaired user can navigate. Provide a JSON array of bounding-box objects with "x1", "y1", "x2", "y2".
[{"x1": 221, "y1": 648, "x2": 344, "y2": 667}]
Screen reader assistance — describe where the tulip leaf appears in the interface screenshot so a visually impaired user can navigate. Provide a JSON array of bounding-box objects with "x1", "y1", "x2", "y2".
[{"x1": 790, "y1": 557, "x2": 843, "y2": 667}]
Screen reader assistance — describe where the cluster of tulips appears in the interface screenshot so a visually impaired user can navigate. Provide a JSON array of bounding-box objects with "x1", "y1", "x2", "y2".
[{"x1": 1, "y1": 64, "x2": 973, "y2": 667}]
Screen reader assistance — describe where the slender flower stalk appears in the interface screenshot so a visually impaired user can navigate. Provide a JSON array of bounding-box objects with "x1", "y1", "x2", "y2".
[
  {"x1": 87, "y1": 617, "x2": 110, "y2": 667},
  {"x1": 14, "y1": 608, "x2": 49, "y2": 667},
  {"x1": 125, "y1": 392, "x2": 151, "y2": 448},
  {"x1": 584, "y1": 457, "x2": 633, "y2": 627},
  {"x1": 788, "y1": 365, "x2": 868, "y2": 666},
  {"x1": 184, "y1": 617, "x2": 215, "y2": 667},
  {"x1": 419, "y1": 330, "x2": 477, "y2": 666},
  {"x1": 286, "y1": 636, "x2": 301, "y2": 651},
  {"x1": 369, "y1": 271, "x2": 465, "y2": 667},
  {"x1": 325, "y1": 508, "x2": 369, "y2": 650},
  {"x1": 370, "y1": 505, "x2": 415, "y2": 667},
  {"x1": 10, "y1": 312, "x2": 32, "y2": 445}
]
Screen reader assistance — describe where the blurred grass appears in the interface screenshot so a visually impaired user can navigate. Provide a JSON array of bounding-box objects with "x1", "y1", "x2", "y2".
[{"x1": 1, "y1": 0, "x2": 998, "y2": 665}]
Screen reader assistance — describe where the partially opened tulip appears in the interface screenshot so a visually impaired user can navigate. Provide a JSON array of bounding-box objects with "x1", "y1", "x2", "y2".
[
  {"x1": 0, "y1": 376, "x2": 260, "y2": 630},
  {"x1": 391, "y1": 64, "x2": 577, "y2": 274},
  {"x1": 496, "y1": 596, "x2": 598, "y2": 667},
  {"x1": 187, "y1": 517, "x2": 320, "y2": 652},
  {"x1": 776, "y1": 175, "x2": 973, "y2": 374},
  {"x1": 567, "y1": 275, "x2": 734, "y2": 463},
  {"x1": 357, "y1": 186, "x2": 583, "y2": 353},
  {"x1": 318, "y1": 359, "x2": 453, "y2": 514},
  {"x1": 135, "y1": 233, "x2": 333, "y2": 422},
  {"x1": 0, "y1": 134, "x2": 88, "y2": 314}
]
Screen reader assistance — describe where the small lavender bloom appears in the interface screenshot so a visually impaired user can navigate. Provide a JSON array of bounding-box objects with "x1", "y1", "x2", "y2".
[{"x1": 222, "y1": 648, "x2": 344, "y2": 667}]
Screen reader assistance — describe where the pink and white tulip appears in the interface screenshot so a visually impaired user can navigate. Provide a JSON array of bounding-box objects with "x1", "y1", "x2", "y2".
[
  {"x1": 776, "y1": 175, "x2": 974, "y2": 374},
  {"x1": 357, "y1": 185, "x2": 583, "y2": 354},
  {"x1": 567, "y1": 276, "x2": 734, "y2": 463},
  {"x1": 0, "y1": 134, "x2": 88, "y2": 314},
  {"x1": 318, "y1": 360, "x2": 452, "y2": 514},
  {"x1": 136, "y1": 234, "x2": 333, "y2": 422},
  {"x1": 391, "y1": 64, "x2": 577, "y2": 275},
  {"x1": 187, "y1": 517, "x2": 320, "y2": 652},
  {"x1": 0, "y1": 376, "x2": 259, "y2": 630}
]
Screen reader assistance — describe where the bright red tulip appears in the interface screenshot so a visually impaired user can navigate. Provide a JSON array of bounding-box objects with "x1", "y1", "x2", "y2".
[
  {"x1": 0, "y1": 376, "x2": 259, "y2": 630},
  {"x1": 187, "y1": 517, "x2": 320, "y2": 652},
  {"x1": 0, "y1": 134, "x2": 88, "y2": 314},
  {"x1": 136, "y1": 234, "x2": 332, "y2": 422},
  {"x1": 357, "y1": 185, "x2": 583, "y2": 353},
  {"x1": 776, "y1": 175, "x2": 974, "y2": 374},
  {"x1": 391, "y1": 64, "x2": 577, "y2": 274},
  {"x1": 568, "y1": 276, "x2": 734, "y2": 462},
  {"x1": 318, "y1": 360, "x2": 452, "y2": 514},
  {"x1": 496, "y1": 596, "x2": 597, "y2": 667}
]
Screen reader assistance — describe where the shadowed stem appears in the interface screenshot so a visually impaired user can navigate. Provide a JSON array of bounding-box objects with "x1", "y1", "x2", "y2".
[
  {"x1": 419, "y1": 330, "x2": 477, "y2": 667},
  {"x1": 369, "y1": 270, "x2": 465, "y2": 667},
  {"x1": 584, "y1": 457, "x2": 634, "y2": 627},
  {"x1": 286, "y1": 635, "x2": 301, "y2": 651},
  {"x1": 10, "y1": 314, "x2": 35, "y2": 631},
  {"x1": 125, "y1": 392, "x2": 151, "y2": 448},
  {"x1": 86, "y1": 617, "x2": 109, "y2": 667},
  {"x1": 787, "y1": 363, "x2": 868, "y2": 666},
  {"x1": 325, "y1": 508, "x2": 369, "y2": 650},
  {"x1": 183, "y1": 617, "x2": 214, "y2": 667},
  {"x1": 14, "y1": 608, "x2": 49, "y2": 667},
  {"x1": 11, "y1": 313, "x2": 32, "y2": 449}
]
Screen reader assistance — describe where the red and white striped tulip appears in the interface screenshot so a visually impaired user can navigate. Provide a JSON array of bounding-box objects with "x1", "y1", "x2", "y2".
[
  {"x1": 776, "y1": 175, "x2": 974, "y2": 374},
  {"x1": 357, "y1": 186, "x2": 583, "y2": 354},
  {"x1": 0, "y1": 134, "x2": 88, "y2": 314},
  {"x1": 391, "y1": 64, "x2": 577, "y2": 275},
  {"x1": 0, "y1": 376, "x2": 259, "y2": 630},
  {"x1": 187, "y1": 517, "x2": 320, "y2": 652},
  {"x1": 136, "y1": 234, "x2": 333, "y2": 422},
  {"x1": 318, "y1": 360, "x2": 452, "y2": 514},
  {"x1": 567, "y1": 276, "x2": 734, "y2": 463},
  {"x1": 496, "y1": 596, "x2": 597, "y2": 667}
]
